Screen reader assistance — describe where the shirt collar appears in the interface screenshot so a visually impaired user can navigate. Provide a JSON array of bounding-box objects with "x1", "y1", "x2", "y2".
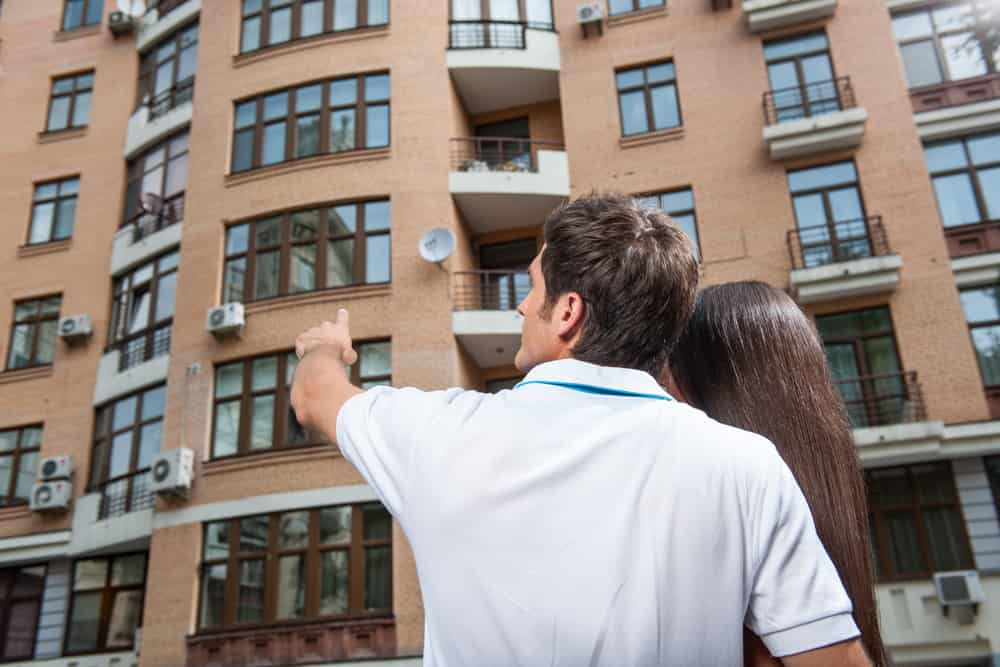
[{"x1": 519, "y1": 359, "x2": 672, "y2": 400}]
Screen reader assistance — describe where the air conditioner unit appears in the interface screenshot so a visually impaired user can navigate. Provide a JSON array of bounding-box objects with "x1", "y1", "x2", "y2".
[
  {"x1": 30, "y1": 481, "x2": 72, "y2": 513},
  {"x1": 108, "y1": 10, "x2": 136, "y2": 36},
  {"x1": 39, "y1": 456, "x2": 73, "y2": 481},
  {"x1": 206, "y1": 303, "x2": 245, "y2": 339},
  {"x1": 58, "y1": 315, "x2": 92, "y2": 344},
  {"x1": 577, "y1": 2, "x2": 603, "y2": 24},
  {"x1": 934, "y1": 570, "x2": 985, "y2": 607},
  {"x1": 149, "y1": 448, "x2": 194, "y2": 497}
]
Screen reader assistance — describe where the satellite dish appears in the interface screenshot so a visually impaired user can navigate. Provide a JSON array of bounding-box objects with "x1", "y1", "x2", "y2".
[
  {"x1": 419, "y1": 228, "x2": 455, "y2": 264},
  {"x1": 118, "y1": 0, "x2": 146, "y2": 16}
]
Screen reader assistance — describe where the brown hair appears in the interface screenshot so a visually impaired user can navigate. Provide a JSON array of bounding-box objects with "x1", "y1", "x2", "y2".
[
  {"x1": 541, "y1": 192, "x2": 699, "y2": 376},
  {"x1": 669, "y1": 281, "x2": 885, "y2": 666}
]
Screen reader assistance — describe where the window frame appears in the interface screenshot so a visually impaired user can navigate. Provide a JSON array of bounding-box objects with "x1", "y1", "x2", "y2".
[
  {"x1": 231, "y1": 72, "x2": 391, "y2": 174},
  {"x1": 197, "y1": 502, "x2": 392, "y2": 632},
  {"x1": 27, "y1": 176, "x2": 80, "y2": 246},
  {"x1": 107, "y1": 251, "x2": 178, "y2": 371},
  {"x1": 892, "y1": 2, "x2": 993, "y2": 89},
  {"x1": 135, "y1": 22, "x2": 199, "y2": 117},
  {"x1": 44, "y1": 71, "x2": 94, "y2": 133},
  {"x1": 636, "y1": 187, "x2": 700, "y2": 259},
  {"x1": 614, "y1": 60, "x2": 682, "y2": 138},
  {"x1": 0, "y1": 425, "x2": 43, "y2": 508},
  {"x1": 959, "y1": 284, "x2": 1000, "y2": 389},
  {"x1": 122, "y1": 130, "x2": 190, "y2": 230},
  {"x1": 925, "y1": 130, "x2": 1000, "y2": 231},
  {"x1": 0, "y1": 564, "x2": 47, "y2": 663},
  {"x1": 5, "y1": 295, "x2": 62, "y2": 372},
  {"x1": 222, "y1": 199, "x2": 391, "y2": 304},
  {"x1": 63, "y1": 553, "x2": 147, "y2": 656},
  {"x1": 867, "y1": 461, "x2": 975, "y2": 581},
  {"x1": 240, "y1": 0, "x2": 391, "y2": 54},
  {"x1": 607, "y1": 0, "x2": 665, "y2": 17},
  {"x1": 763, "y1": 31, "x2": 840, "y2": 121},
  {"x1": 60, "y1": 0, "x2": 103, "y2": 31}
]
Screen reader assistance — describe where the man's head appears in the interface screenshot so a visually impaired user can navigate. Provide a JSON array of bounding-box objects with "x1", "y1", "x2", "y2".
[{"x1": 514, "y1": 192, "x2": 699, "y2": 376}]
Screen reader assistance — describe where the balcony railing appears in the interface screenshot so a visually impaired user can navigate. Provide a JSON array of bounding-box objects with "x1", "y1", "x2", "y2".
[
  {"x1": 450, "y1": 137, "x2": 563, "y2": 173},
  {"x1": 114, "y1": 323, "x2": 172, "y2": 372},
  {"x1": 146, "y1": 76, "x2": 195, "y2": 121},
  {"x1": 787, "y1": 216, "x2": 890, "y2": 270},
  {"x1": 449, "y1": 20, "x2": 527, "y2": 49},
  {"x1": 453, "y1": 270, "x2": 530, "y2": 312},
  {"x1": 910, "y1": 73, "x2": 1000, "y2": 113},
  {"x1": 145, "y1": 0, "x2": 191, "y2": 20},
  {"x1": 123, "y1": 192, "x2": 185, "y2": 242},
  {"x1": 97, "y1": 470, "x2": 154, "y2": 520},
  {"x1": 763, "y1": 76, "x2": 856, "y2": 125},
  {"x1": 834, "y1": 371, "x2": 926, "y2": 429}
]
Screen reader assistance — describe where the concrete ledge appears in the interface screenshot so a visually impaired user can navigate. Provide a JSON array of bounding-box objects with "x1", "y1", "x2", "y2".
[
  {"x1": 790, "y1": 254, "x2": 901, "y2": 304},
  {"x1": 916, "y1": 98, "x2": 1000, "y2": 142},
  {"x1": 27, "y1": 651, "x2": 138, "y2": 667},
  {"x1": 858, "y1": 419, "x2": 1000, "y2": 466},
  {"x1": 952, "y1": 252, "x2": 1000, "y2": 288},
  {"x1": 137, "y1": 0, "x2": 201, "y2": 53},
  {"x1": 0, "y1": 530, "x2": 71, "y2": 565},
  {"x1": 93, "y1": 351, "x2": 169, "y2": 406},
  {"x1": 744, "y1": 0, "x2": 837, "y2": 33},
  {"x1": 888, "y1": 638, "x2": 993, "y2": 666},
  {"x1": 452, "y1": 310, "x2": 521, "y2": 368},
  {"x1": 124, "y1": 100, "x2": 192, "y2": 160},
  {"x1": 763, "y1": 107, "x2": 868, "y2": 160},
  {"x1": 68, "y1": 493, "x2": 152, "y2": 557},
  {"x1": 447, "y1": 29, "x2": 560, "y2": 114},
  {"x1": 110, "y1": 221, "x2": 183, "y2": 276}
]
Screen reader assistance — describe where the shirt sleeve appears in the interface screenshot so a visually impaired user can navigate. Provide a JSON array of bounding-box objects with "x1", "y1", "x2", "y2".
[
  {"x1": 745, "y1": 452, "x2": 861, "y2": 657},
  {"x1": 336, "y1": 385, "x2": 461, "y2": 522}
]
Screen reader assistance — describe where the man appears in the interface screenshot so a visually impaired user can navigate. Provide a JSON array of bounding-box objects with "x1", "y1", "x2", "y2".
[{"x1": 291, "y1": 193, "x2": 870, "y2": 666}]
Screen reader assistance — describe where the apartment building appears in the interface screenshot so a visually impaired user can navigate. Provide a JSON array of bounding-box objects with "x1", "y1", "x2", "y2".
[{"x1": 0, "y1": 0, "x2": 998, "y2": 665}]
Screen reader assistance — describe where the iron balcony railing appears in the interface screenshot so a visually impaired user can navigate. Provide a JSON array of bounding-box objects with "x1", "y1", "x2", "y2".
[
  {"x1": 453, "y1": 270, "x2": 530, "y2": 312},
  {"x1": 834, "y1": 371, "x2": 926, "y2": 429},
  {"x1": 146, "y1": 76, "x2": 195, "y2": 121},
  {"x1": 763, "y1": 76, "x2": 856, "y2": 126},
  {"x1": 123, "y1": 192, "x2": 185, "y2": 242},
  {"x1": 449, "y1": 20, "x2": 527, "y2": 49},
  {"x1": 97, "y1": 469, "x2": 155, "y2": 520},
  {"x1": 450, "y1": 137, "x2": 563, "y2": 173},
  {"x1": 787, "y1": 215, "x2": 889, "y2": 270},
  {"x1": 115, "y1": 323, "x2": 172, "y2": 372}
]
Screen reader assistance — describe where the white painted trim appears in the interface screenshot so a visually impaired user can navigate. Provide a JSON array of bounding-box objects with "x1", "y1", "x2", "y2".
[
  {"x1": 136, "y1": 0, "x2": 201, "y2": 53},
  {"x1": 915, "y1": 98, "x2": 1000, "y2": 143},
  {"x1": 110, "y1": 221, "x2": 183, "y2": 277},
  {"x1": 93, "y1": 352, "x2": 169, "y2": 406},
  {"x1": 744, "y1": 0, "x2": 838, "y2": 33},
  {"x1": 153, "y1": 484, "x2": 378, "y2": 530},
  {"x1": 23, "y1": 651, "x2": 138, "y2": 667},
  {"x1": 764, "y1": 108, "x2": 868, "y2": 160},
  {"x1": 123, "y1": 101, "x2": 192, "y2": 160},
  {"x1": 791, "y1": 255, "x2": 902, "y2": 304},
  {"x1": 953, "y1": 253, "x2": 1000, "y2": 288},
  {"x1": 0, "y1": 530, "x2": 70, "y2": 553},
  {"x1": 0, "y1": 530, "x2": 71, "y2": 565},
  {"x1": 856, "y1": 420, "x2": 1000, "y2": 466}
]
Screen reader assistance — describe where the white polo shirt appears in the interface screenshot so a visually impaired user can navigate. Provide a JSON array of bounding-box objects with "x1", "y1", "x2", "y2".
[{"x1": 337, "y1": 359, "x2": 858, "y2": 666}]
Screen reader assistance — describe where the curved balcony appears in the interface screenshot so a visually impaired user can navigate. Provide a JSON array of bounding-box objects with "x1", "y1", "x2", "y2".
[
  {"x1": 137, "y1": 0, "x2": 200, "y2": 52},
  {"x1": 125, "y1": 79, "x2": 194, "y2": 160},
  {"x1": 762, "y1": 77, "x2": 868, "y2": 160},
  {"x1": 449, "y1": 137, "x2": 569, "y2": 234},
  {"x1": 452, "y1": 270, "x2": 526, "y2": 368},
  {"x1": 447, "y1": 21, "x2": 560, "y2": 114},
  {"x1": 743, "y1": 0, "x2": 837, "y2": 33}
]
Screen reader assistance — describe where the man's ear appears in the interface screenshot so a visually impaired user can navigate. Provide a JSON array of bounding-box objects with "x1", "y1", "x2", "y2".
[{"x1": 556, "y1": 292, "x2": 585, "y2": 341}]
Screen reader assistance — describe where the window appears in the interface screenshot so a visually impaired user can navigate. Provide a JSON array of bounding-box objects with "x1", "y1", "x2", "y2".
[
  {"x1": 45, "y1": 72, "x2": 93, "y2": 132},
  {"x1": 240, "y1": 0, "x2": 390, "y2": 53},
  {"x1": 109, "y1": 252, "x2": 178, "y2": 371},
  {"x1": 223, "y1": 200, "x2": 390, "y2": 303},
  {"x1": 28, "y1": 177, "x2": 79, "y2": 245},
  {"x1": 90, "y1": 386, "x2": 164, "y2": 519},
  {"x1": 815, "y1": 307, "x2": 909, "y2": 428},
  {"x1": 122, "y1": 132, "x2": 189, "y2": 233},
  {"x1": 608, "y1": 0, "x2": 663, "y2": 16},
  {"x1": 616, "y1": 61, "x2": 680, "y2": 137},
  {"x1": 925, "y1": 130, "x2": 1000, "y2": 230},
  {"x1": 6, "y1": 296, "x2": 61, "y2": 372},
  {"x1": 61, "y1": 0, "x2": 103, "y2": 30},
  {"x1": 892, "y1": 3, "x2": 997, "y2": 89},
  {"x1": 476, "y1": 238, "x2": 535, "y2": 311},
  {"x1": 449, "y1": 0, "x2": 554, "y2": 48},
  {"x1": 868, "y1": 462, "x2": 973, "y2": 580},
  {"x1": 960, "y1": 285, "x2": 1000, "y2": 388},
  {"x1": 787, "y1": 161, "x2": 871, "y2": 268},
  {"x1": 65, "y1": 554, "x2": 146, "y2": 654},
  {"x1": 638, "y1": 188, "x2": 700, "y2": 259},
  {"x1": 0, "y1": 426, "x2": 42, "y2": 507},
  {"x1": 136, "y1": 23, "x2": 198, "y2": 120},
  {"x1": 0, "y1": 565, "x2": 46, "y2": 662},
  {"x1": 212, "y1": 341, "x2": 389, "y2": 459},
  {"x1": 232, "y1": 73, "x2": 390, "y2": 173},
  {"x1": 987, "y1": 456, "x2": 1000, "y2": 517},
  {"x1": 199, "y1": 503, "x2": 391, "y2": 630},
  {"x1": 763, "y1": 32, "x2": 840, "y2": 122}
]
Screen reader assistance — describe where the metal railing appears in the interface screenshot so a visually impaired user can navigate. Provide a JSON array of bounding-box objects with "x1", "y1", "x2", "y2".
[
  {"x1": 450, "y1": 137, "x2": 563, "y2": 173},
  {"x1": 116, "y1": 323, "x2": 172, "y2": 372},
  {"x1": 449, "y1": 20, "x2": 527, "y2": 49},
  {"x1": 763, "y1": 76, "x2": 856, "y2": 126},
  {"x1": 123, "y1": 192, "x2": 185, "y2": 242},
  {"x1": 98, "y1": 470, "x2": 154, "y2": 520},
  {"x1": 146, "y1": 76, "x2": 195, "y2": 121},
  {"x1": 453, "y1": 270, "x2": 530, "y2": 311},
  {"x1": 145, "y1": 0, "x2": 191, "y2": 20},
  {"x1": 787, "y1": 215, "x2": 889, "y2": 270},
  {"x1": 834, "y1": 371, "x2": 926, "y2": 429}
]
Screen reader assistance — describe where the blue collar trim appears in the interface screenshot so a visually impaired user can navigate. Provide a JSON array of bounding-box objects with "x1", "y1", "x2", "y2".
[{"x1": 514, "y1": 380, "x2": 673, "y2": 401}]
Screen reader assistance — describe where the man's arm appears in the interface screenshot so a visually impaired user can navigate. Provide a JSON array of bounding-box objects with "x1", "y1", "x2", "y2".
[
  {"x1": 780, "y1": 639, "x2": 870, "y2": 667},
  {"x1": 290, "y1": 309, "x2": 363, "y2": 442}
]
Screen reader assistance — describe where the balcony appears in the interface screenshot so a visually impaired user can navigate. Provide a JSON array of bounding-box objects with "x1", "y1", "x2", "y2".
[
  {"x1": 125, "y1": 79, "x2": 195, "y2": 159},
  {"x1": 452, "y1": 270, "x2": 526, "y2": 368},
  {"x1": 447, "y1": 21, "x2": 560, "y2": 114},
  {"x1": 762, "y1": 77, "x2": 868, "y2": 160},
  {"x1": 68, "y1": 490, "x2": 153, "y2": 557},
  {"x1": 913, "y1": 75, "x2": 1000, "y2": 142},
  {"x1": 743, "y1": 0, "x2": 837, "y2": 33},
  {"x1": 837, "y1": 371, "x2": 926, "y2": 430},
  {"x1": 93, "y1": 339, "x2": 170, "y2": 406},
  {"x1": 137, "y1": 0, "x2": 200, "y2": 52},
  {"x1": 787, "y1": 216, "x2": 902, "y2": 303},
  {"x1": 449, "y1": 137, "x2": 569, "y2": 234},
  {"x1": 111, "y1": 194, "x2": 185, "y2": 276},
  {"x1": 187, "y1": 617, "x2": 397, "y2": 667}
]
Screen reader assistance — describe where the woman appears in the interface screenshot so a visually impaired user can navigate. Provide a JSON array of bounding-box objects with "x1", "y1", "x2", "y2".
[{"x1": 667, "y1": 281, "x2": 886, "y2": 667}]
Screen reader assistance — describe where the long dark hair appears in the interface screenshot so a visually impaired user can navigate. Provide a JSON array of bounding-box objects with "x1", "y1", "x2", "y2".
[{"x1": 669, "y1": 281, "x2": 885, "y2": 666}]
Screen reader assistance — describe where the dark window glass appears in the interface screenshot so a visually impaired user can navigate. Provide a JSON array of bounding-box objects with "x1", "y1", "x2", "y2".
[
  {"x1": 62, "y1": 0, "x2": 102, "y2": 29},
  {"x1": 137, "y1": 24, "x2": 198, "y2": 120},
  {"x1": 0, "y1": 426, "x2": 42, "y2": 506},
  {"x1": 46, "y1": 72, "x2": 94, "y2": 131},
  {"x1": 109, "y1": 252, "x2": 178, "y2": 371},
  {"x1": 616, "y1": 61, "x2": 680, "y2": 137},
  {"x1": 29, "y1": 177, "x2": 79, "y2": 244},
  {"x1": 892, "y1": 3, "x2": 992, "y2": 88},
  {"x1": 763, "y1": 32, "x2": 840, "y2": 122},
  {"x1": 987, "y1": 456, "x2": 1000, "y2": 519},
  {"x1": 638, "y1": 188, "x2": 700, "y2": 259},
  {"x1": 924, "y1": 130, "x2": 1000, "y2": 230},
  {"x1": 6, "y1": 296, "x2": 61, "y2": 371},
  {"x1": 66, "y1": 554, "x2": 146, "y2": 655},
  {"x1": 0, "y1": 565, "x2": 46, "y2": 661},
  {"x1": 786, "y1": 161, "x2": 871, "y2": 268},
  {"x1": 961, "y1": 285, "x2": 1000, "y2": 387},
  {"x1": 122, "y1": 131, "x2": 189, "y2": 233},
  {"x1": 240, "y1": 0, "x2": 390, "y2": 54}
]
